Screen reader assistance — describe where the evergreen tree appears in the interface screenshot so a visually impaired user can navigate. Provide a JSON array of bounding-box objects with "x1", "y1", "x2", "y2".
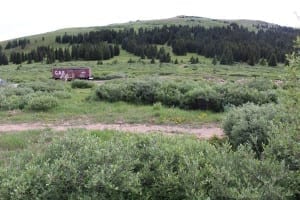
[
  {"x1": 64, "y1": 49, "x2": 71, "y2": 61},
  {"x1": 150, "y1": 58, "x2": 155, "y2": 64},
  {"x1": 247, "y1": 55, "x2": 256, "y2": 66},
  {"x1": 220, "y1": 48, "x2": 234, "y2": 65},
  {"x1": 212, "y1": 55, "x2": 218, "y2": 65},
  {"x1": 57, "y1": 48, "x2": 64, "y2": 62},
  {"x1": 268, "y1": 53, "x2": 277, "y2": 67},
  {"x1": 114, "y1": 45, "x2": 120, "y2": 56},
  {"x1": 0, "y1": 53, "x2": 8, "y2": 65},
  {"x1": 259, "y1": 58, "x2": 267, "y2": 66}
]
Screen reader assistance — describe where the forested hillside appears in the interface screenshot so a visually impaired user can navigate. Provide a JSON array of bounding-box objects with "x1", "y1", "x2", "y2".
[{"x1": 1, "y1": 16, "x2": 299, "y2": 66}]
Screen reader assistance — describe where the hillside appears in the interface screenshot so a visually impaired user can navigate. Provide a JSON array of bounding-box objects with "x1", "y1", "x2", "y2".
[
  {"x1": 0, "y1": 15, "x2": 299, "y2": 67},
  {"x1": 0, "y1": 15, "x2": 280, "y2": 46}
]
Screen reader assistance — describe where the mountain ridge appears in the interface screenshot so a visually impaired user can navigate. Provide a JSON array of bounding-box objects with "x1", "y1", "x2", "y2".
[{"x1": 0, "y1": 15, "x2": 289, "y2": 43}]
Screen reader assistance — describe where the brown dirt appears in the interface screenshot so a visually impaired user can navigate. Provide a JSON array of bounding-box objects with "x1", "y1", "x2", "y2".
[{"x1": 0, "y1": 122, "x2": 224, "y2": 139}]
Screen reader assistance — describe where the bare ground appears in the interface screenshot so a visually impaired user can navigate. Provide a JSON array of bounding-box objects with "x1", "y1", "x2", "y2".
[{"x1": 0, "y1": 122, "x2": 224, "y2": 139}]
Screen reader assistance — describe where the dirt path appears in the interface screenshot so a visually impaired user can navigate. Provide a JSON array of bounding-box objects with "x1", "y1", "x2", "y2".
[{"x1": 0, "y1": 122, "x2": 224, "y2": 139}]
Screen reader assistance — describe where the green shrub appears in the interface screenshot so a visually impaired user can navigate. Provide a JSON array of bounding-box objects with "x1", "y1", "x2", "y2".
[
  {"x1": 95, "y1": 83, "x2": 127, "y2": 102},
  {"x1": 52, "y1": 91, "x2": 71, "y2": 99},
  {"x1": 94, "y1": 79, "x2": 277, "y2": 112},
  {"x1": 208, "y1": 144, "x2": 291, "y2": 199},
  {"x1": 247, "y1": 78, "x2": 276, "y2": 91},
  {"x1": 26, "y1": 95, "x2": 58, "y2": 111},
  {"x1": 19, "y1": 80, "x2": 65, "y2": 92},
  {"x1": 152, "y1": 102, "x2": 162, "y2": 111},
  {"x1": 222, "y1": 103, "x2": 278, "y2": 157},
  {"x1": 71, "y1": 80, "x2": 95, "y2": 89},
  {"x1": 0, "y1": 87, "x2": 34, "y2": 97},
  {"x1": 0, "y1": 95, "x2": 23, "y2": 110},
  {"x1": 0, "y1": 133, "x2": 215, "y2": 199},
  {"x1": 221, "y1": 84, "x2": 277, "y2": 106},
  {"x1": 155, "y1": 82, "x2": 183, "y2": 107},
  {"x1": 0, "y1": 132, "x2": 292, "y2": 199},
  {"x1": 264, "y1": 128, "x2": 300, "y2": 199},
  {"x1": 125, "y1": 79, "x2": 160, "y2": 104},
  {"x1": 94, "y1": 73, "x2": 127, "y2": 80},
  {"x1": 182, "y1": 86, "x2": 223, "y2": 111}
]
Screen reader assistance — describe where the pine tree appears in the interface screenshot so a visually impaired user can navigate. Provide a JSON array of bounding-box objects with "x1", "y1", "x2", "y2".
[
  {"x1": 220, "y1": 48, "x2": 234, "y2": 65},
  {"x1": 247, "y1": 55, "x2": 256, "y2": 66},
  {"x1": 150, "y1": 58, "x2": 155, "y2": 64},
  {"x1": 58, "y1": 48, "x2": 64, "y2": 62},
  {"x1": 64, "y1": 49, "x2": 71, "y2": 61},
  {"x1": 268, "y1": 53, "x2": 277, "y2": 67},
  {"x1": 212, "y1": 55, "x2": 218, "y2": 65}
]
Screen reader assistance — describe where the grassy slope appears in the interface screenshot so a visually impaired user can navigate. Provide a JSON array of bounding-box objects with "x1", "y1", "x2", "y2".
[{"x1": 0, "y1": 15, "x2": 279, "y2": 52}]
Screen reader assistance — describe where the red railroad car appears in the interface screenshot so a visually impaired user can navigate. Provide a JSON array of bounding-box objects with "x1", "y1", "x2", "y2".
[{"x1": 52, "y1": 67, "x2": 92, "y2": 80}]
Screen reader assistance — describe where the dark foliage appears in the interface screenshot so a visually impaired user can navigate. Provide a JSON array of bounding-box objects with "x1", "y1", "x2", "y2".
[
  {"x1": 9, "y1": 43, "x2": 119, "y2": 64},
  {"x1": 55, "y1": 24, "x2": 299, "y2": 64},
  {"x1": 5, "y1": 38, "x2": 30, "y2": 49},
  {"x1": 0, "y1": 46, "x2": 8, "y2": 65}
]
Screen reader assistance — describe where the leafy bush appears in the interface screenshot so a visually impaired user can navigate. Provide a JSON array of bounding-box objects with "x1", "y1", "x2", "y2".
[
  {"x1": 155, "y1": 82, "x2": 184, "y2": 107},
  {"x1": 26, "y1": 95, "x2": 58, "y2": 111},
  {"x1": 182, "y1": 86, "x2": 223, "y2": 111},
  {"x1": 208, "y1": 144, "x2": 291, "y2": 199},
  {"x1": 264, "y1": 125, "x2": 300, "y2": 199},
  {"x1": 95, "y1": 83, "x2": 127, "y2": 102},
  {"x1": 0, "y1": 131, "x2": 293, "y2": 199},
  {"x1": 19, "y1": 80, "x2": 65, "y2": 92},
  {"x1": 94, "y1": 73, "x2": 127, "y2": 80},
  {"x1": 71, "y1": 80, "x2": 95, "y2": 89},
  {"x1": 0, "y1": 87, "x2": 34, "y2": 97},
  {"x1": 95, "y1": 79, "x2": 277, "y2": 112},
  {"x1": 220, "y1": 84, "x2": 277, "y2": 107},
  {"x1": 0, "y1": 95, "x2": 23, "y2": 110},
  {"x1": 246, "y1": 78, "x2": 276, "y2": 91},
  {"x1": 222, "y1": 103, "x2": 278, "y2": 157},
  {"x1": 52, "y1": 91, "x2": 71, "y2": 99}
]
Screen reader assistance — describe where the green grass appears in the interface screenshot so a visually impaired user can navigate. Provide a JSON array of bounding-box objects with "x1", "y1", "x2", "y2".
[
  {"x1": 0, "y1": 56, "x2": 286, "y2": 84},
  {"x1": 0, "y1": 88, "x2": 223, "y2": 125},
  {"x1": 0, "y1": 53, "x2": 287, "y2": 125},
  {"x1": 0, "y1": 48, "x2": 288, "y2": 126}
]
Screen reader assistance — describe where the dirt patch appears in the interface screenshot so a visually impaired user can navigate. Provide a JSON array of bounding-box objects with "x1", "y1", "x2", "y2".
[{"x1": 0, "y1": 122, "x2": 224, "y2": 139}]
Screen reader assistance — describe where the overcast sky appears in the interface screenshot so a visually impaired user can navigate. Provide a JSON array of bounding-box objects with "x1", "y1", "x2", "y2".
[{"x1": 0, "y1": 0, "x2": 300, "y2": 41}]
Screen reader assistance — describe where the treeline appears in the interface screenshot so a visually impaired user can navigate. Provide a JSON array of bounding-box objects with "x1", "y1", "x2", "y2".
[
  {"x1": 55, "y1": 24, "x2": 300, "y2": 65},
  {"x1": 0, "y1": 45, "x2": 9, "y2": 65},
  {"x1": 9, "y1": 43, "x2": 120, "y2": 64},
  {"x1": 5, "y1": 38, "x2": 30, "y2": 49}
]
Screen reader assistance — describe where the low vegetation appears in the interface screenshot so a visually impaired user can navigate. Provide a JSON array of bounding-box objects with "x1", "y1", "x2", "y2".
[
  {"x1": 71, "y1": 80, "x2": 95, "y2": 89},
  {"x1": 0, "y1": 80, "x2": 68, "y2": 111},
  {"x1": 0, "y1": 130, "x2": 297, "y2": 199},
  {"x1": 94, "y1": 78, "x2": 277, "y2": 112},
  {"x1": 223, "y1": 103, "x2": 278, "y2": 157}
]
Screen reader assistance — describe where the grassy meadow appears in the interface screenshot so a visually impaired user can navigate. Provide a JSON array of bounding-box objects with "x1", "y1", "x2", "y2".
[{"x1": 0, "y1": 49, "x2": 285, "y2": 126}]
